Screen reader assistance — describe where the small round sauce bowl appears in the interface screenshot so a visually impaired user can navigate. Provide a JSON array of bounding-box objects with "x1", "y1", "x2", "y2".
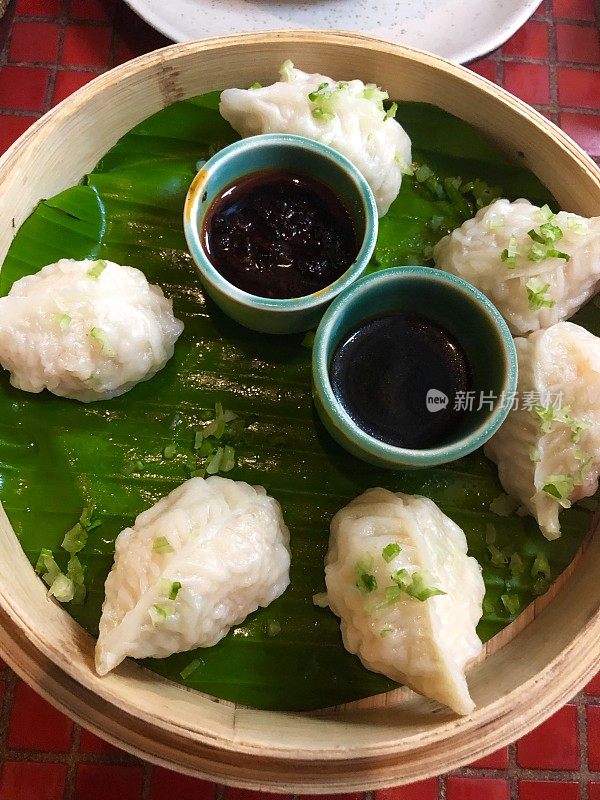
[
  {"x1": 312, "y1": 267, "x2": 518, "y2": 469},
  {"x1": 183, "y1": 134, "x2": 378, "y2": 334}
]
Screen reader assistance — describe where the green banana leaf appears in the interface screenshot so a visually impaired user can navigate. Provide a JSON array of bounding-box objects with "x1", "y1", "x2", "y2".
[{"x1": 0, "y1": 93, "x2": 594, "y2": 711}]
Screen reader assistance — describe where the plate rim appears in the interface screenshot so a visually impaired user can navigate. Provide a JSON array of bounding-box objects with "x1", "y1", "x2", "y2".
[{"x1": 121, "y1": 0, "x2": 541, "y2": 64}]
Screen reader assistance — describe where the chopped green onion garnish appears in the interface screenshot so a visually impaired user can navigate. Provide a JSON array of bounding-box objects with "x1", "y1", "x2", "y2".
[
  {"x1": 35, "y1": 548, "x2": 61, "y2": 587},
  {"x1": 414, "y1": 164, "x2": 434, "y2": 183},
  {"x1": 501, "y1": 593, "x2": 520, "y2": 615},
  {"x1": 566, "y1": 216, "x2": 586, "y2": 233},
  {"x1": 539, "y1": 222, "x2": 563, "y2": 242},
  {"x1": 279, "y1": 59, "x2": 296, "y2": 82},
  {"x1": 388, "y1": 569, "x2": 446, "y2": 602},
  {"x1": 220, "y1": 445, "x2": 235, "y2": 473},
  {"x1": 49, "y1": 573, "x2": 75, "y2": 603},
  {"x1": 153, "y1": 536, "x2": 174, "y2": 554},
  {"x1": 485, "y1": 523, "x2": 497, "y2": 544},
  {"x1": 485, "y1": 213, "x2": 505, "y2": 232},
  {"x1": 86, "y1": 260, "x2": 107, "y2": 279},
  {"x1": 488, "y1": 544, "x2": 508, "y2": 567},
  {"x1": 382, "y1": 542, "x2": 401, "y2": 563},
  {"x1": 526, "y1": 280, "x2": 555, "y2": 310},
  {"x1": 265, "y1": 619, "x2": 281, "y2": 637},
  {"x1": 149, "y1": 603, "x2": 174, "y2": 624},
  {"x1": 356, "y1": 572, "x2": 377, "y2": 594},
  {"x1": 483, "y1": 596, "x2": 497, "y2": 615},
  {"x1": 575, "y1": 451, "x2": 593, "y2": 484},
  {"x1": 308, "y1": 82, "x2": 330, "y2": 101},
  {"x1": 355, "y1": 557, "x2": 377, "y2": 594},
  {"x1": 89, "y1": 327, "x2": 115, "y2": 356},
  {"x1": 384, "y1": 101, "x2": 398, "y2": 120},
  {"x1": 62, "y1": 503, "x2": 100, "y2": 555},
  {"x1": 381, "y1": 585, "x2": 403, "y2": 606},
  {"x1": 380, "y1": 627, "x2": 394, "y2": 638},
  {"x1": 163, "y1": 443, "x2": 177, "y2": 460},
  {"x1": 67, "y1": 555, "x2": 86, "y2": 604},
  {"x1": 528, "y1": 228, "x2": 547, "y2": 244},
  {"x1": 509, "y1": 552, "x2": 524, "y2": 575},
  {"x1": 571, "y1": 420, "x2": 589, "y2": 444},
  {"x1": 501, "y1": 235, "x2": 520, "y2": 268},
  {"x1": 542, "y1": 474, "x2": 574, "y2": 507},
  {"x1": 168, "y1": 581, "x2": 182, "y2": 600},
  {"x1": 533, "y1": 576, "x2": 550, "y2": 596},
  {"x1": 545, "y1": 248, "x2": 570, "y2": 261},
  {"x1": 79, "y1": 503, "x2": 101, "y2": 531},
  {"x1": 56, "y1": 313, "x2": 71, "y2": 330},
  {"x1": 527, "y1": 242, "x2": 546, "y2": 262},
  {"x1": 249, "y1": 82, "x2": 261, "y2": 89},
  {"x1": 489, "y1": 494, "x2": 518, "y2": 516},
  {"x1": 312, "y1": 107, "x2": 334, "y2": 122},
  {"x1": 180, "y1": 658, "x2": 204, "y2": 680},
  {"x1": 531, "y1": 553, "x2": 551, "y2": 580},
  {"x1": 62, "y1": 523, "x2": 87, "y2": 556},
  {"x1": 537, "y1": 204, "x2": 554, "y2": 222},
  {"x1": 362, "y1": 84, "x2": 388, "y2": 110},
  {"x1": 532, "y1": 403, "x2": 574, "y2": 433},
  {"x1": 206, "y1": 446, "x2": 224, "y2": 475}
]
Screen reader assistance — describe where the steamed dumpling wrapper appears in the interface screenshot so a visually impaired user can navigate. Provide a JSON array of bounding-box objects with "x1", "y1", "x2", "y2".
[
  {"x1": 485, "y1": 321, "x2": 600, "y2": 540},
  {"x1": 0, "y1": 258, "x2": 184, "y2": 402},
  {"x1": 95, "y1": 476, "x2": 291, "y2": 675},
  {"x1": 323, "y1": 488, "x2": 484, "y2": 715},
  {"x1": 433, "y1": 199, "x2": 600, "y2": 336},
  {"x1": 219, "y1": 61, "x2": 412, "y2": 217}
]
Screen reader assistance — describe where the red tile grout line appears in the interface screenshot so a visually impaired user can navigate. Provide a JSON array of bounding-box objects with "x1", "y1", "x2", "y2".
[
  {"x1": 540, "y1": 0, "x2": 560, "y2": 120},
  {"x1": 0, "y1": 668, "x2": 18, "y2": 771},
  {"x1": 140, "y1": 761, "x2": 152, "y2": 800},
  {"x1": 62, "y1": 721, "x2": 80, "y2": 800},
  {"x1": 41, "y1": 0, "x2": 68, "y2": 121},
  {"x1": 577, "y1": 691, "x2": 590, "y2": 800},
  {"x1": 11, "y1": 14, "x2": 114, "y2": 26},
  {"x1": 439, "y1": 771, "x2": 447, "y2": 800}
]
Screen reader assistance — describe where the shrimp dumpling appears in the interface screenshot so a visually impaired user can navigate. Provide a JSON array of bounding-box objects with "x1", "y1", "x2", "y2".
[
  {"x1": 485, "y1": 321, "x2": 600, "y2": 540},
  {"x1": 0, "y1": 258, "x2": 184, "y2": 402},
  {"x1": 324, "y1": 488, "x2": 484, "y2": 715},
  {"x1": 95, "y1": 476, "x2": 291, "y2": 675},
  {"x1": 219, "y1": 61, "x2": 412, "y2": 217},
  {"x1": 433, "y1": 199, "x2": 600, "y2": 336}
]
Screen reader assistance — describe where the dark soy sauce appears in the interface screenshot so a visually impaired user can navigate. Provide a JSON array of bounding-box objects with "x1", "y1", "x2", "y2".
[
  {"x1": 330, "y1": 311, "x2": 472, "y2": 449},
  {"x1": 202, "y1": 170, "x2": 358, "y2": 299}
]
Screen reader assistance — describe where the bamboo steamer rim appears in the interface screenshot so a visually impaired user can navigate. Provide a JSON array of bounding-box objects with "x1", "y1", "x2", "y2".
[{"x1": 0, "y1": 30, "x2": 599, "y2": 793}]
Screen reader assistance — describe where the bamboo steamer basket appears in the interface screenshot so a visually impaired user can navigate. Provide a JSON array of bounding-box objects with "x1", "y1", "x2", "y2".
[{"x1": 0, "y1": 31, "x2": 599, "y2": 794}]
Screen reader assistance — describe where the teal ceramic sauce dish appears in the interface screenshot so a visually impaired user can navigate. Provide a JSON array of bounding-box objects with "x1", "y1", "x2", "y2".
[
  {"x1": 183, "y1": 133, "x2": 378, "y2": 334},
  {"x1": 312, "y1": 267, "x2": 518, "y2": 469}
]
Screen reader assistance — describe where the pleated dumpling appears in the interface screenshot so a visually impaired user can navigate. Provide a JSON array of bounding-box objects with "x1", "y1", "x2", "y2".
[
  {"x1": 485, "y1": 321, "x2": 600, "y2": 540},
  {"x1": 433, "y1": 199, "x2": 600, "y2": 335},
  {"x1": 0, "y1": 259, "x2": 184, "y2": 402},
  {"x1": 323, "y1": 489, "x2": 484, "y2": 715},
  {"x1": 219, "y1": 60, "x2": 412, "y2": 217},
  {"x1": 95, "y1": 476, "x2": 291, "y2": 675}
]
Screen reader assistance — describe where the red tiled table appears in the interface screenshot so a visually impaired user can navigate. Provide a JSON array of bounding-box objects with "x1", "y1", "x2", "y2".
[{"x1": 0, "y1": 2, "x2": 599, "y2": 797}]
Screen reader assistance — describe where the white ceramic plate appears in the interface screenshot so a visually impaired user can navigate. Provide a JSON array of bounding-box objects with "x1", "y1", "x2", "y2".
[{"x1": 123, "y1": 0, "x2": 540, "y2": 63}]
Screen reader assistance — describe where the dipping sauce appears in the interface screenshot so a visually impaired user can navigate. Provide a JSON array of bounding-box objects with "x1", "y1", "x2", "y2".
[
  {"x1": 202, "y1": 170, "x2": 358, "y2": 299},
  {"x1": 330, "y1": 311, "x2": 472, "y2": 449}
]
